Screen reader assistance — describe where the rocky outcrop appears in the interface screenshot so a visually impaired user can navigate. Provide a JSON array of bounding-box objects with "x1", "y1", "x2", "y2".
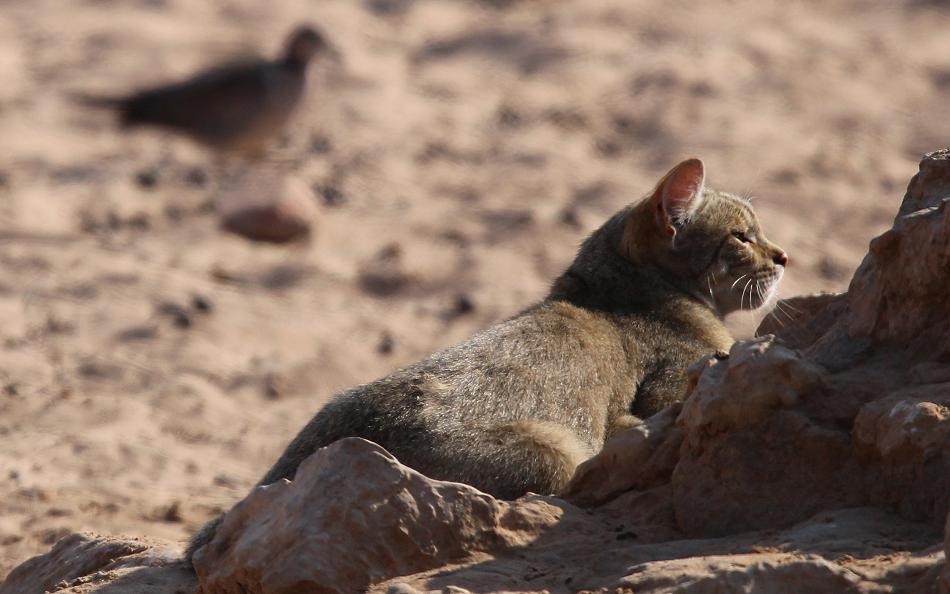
[
  {"x1": 4, "y1": 151, "x2": 950, "y2": 593},
  {"x1": 566, "y1": 149, "x2": 950, "y2": 544}
]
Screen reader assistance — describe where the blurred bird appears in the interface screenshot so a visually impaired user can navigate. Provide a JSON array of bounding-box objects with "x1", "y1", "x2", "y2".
[{"x1": 77, "y1": 26, "x2": 333, "y2": 158}]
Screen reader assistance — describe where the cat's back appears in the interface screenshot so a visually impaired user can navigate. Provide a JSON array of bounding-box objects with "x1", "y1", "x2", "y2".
[{"x1": 356, "y1": 300, "x2": 631, "y2": 437}]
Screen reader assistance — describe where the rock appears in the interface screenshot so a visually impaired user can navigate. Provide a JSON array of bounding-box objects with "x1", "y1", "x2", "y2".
[
  {"x1": 942, "y1": 511, "x2": 950, "y2": 594},
  {"x1": 852, "y1": 385, "x2": 950, "y2": 521},
  {"x1": 661, "y1": 151, "x2": 950, "y2": 537},
  {"x1": 358, "y1": 243, "x2": 415, "y2": 298},
  {"x1": 316, "y1": 183, "x2": 346, "y2": 207},
  {"x1": 192, "y1": 437, "x2": 565, "y2": 593},
  {"x1": 190, "y1": 294, "x2": 214, "y2": 313},
  {"x1": 854, "y1": 391, "x2": 950, "y2": 459},
  {"x1": 185, "y1": 436, "x2": 945, "y2": 594},
  {"x1": 134, "y1": 168, "x2": 159, "y2": 190},
  {"x1": 184, "y1": 166, "x2": 209, "y2": 188},
  {"x1": 0, "y1": 533, "x2": 192, "y2": 594},
  {"x1": 755, "y1": 292, "x2": 845, "y2": 348},
  {"x1": 562, "y1": 403, "x2": 681, "y2": 507},
  {"x1": 376, "y1": 331, "x2": 395, "y2": 355},
  {"x1": 610, "y1": 553, "x2": 863, "y2": 593},
  {"x1": 442, "y1": 293, "x2": 476, "y2": 321},
  {"x1": 373, "y1": 507, "x2": 943, "y2": 594},
  {"x1": 217, "y1": 170, "x2": 317, "y2": 243},
  {"x1": 678, "y1": 336, "x2": 826, "y2": 438},
  {"x1": 847, "y1": 149, "x2": 950, "y2": 348}
]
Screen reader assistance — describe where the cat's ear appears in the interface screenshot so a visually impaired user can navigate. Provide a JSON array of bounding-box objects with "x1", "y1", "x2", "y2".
[{"x1": 649, "y1": 158, "x2": 706, "y2": 237}]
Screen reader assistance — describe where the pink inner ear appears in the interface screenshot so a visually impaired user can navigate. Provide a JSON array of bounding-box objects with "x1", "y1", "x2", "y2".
[{"x1": 661, "y1": 158, "x2": 705, "y2": 224}]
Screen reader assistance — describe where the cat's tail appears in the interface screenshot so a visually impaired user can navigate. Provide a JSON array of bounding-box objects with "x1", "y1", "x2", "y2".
[
  {"x1": 183, "y1": 396, "x2": 366, "y2": 571},
  {"x1": 184, "y1": 514, "x2": 224, "y2": 568}
]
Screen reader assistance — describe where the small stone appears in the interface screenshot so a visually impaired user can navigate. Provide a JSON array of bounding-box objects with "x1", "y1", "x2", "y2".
[
  {"x1": 106, "y1": 211, "x2": 121, "y2": 230},
  {"x1": 161, "y1": 501, "x2": 183, "y2": 523},
  {"x1": 164, "y1": 204, "x2": 184, "y2": 222},
  {"x1": 497, "y1": 106, "x2": 523, "y2": 128},
  {"x1": 558, "y1": 206, "x2": 581, "y2": 229},
  {"x1": 191, "y1": 294, "x2": 213, "y2": 313},
  {"x1": 377, "y1": 332, "x2": 395, "y2": 355},
  {"x1": 134, "y1": 168, "x2": 159, "y2": 189},
  {"x1": 387, "y1": 584, "x2": 423, "y2": 594},
  {"x1": 318, "y1": 184, "x2": 347, "y2": 207},
  {"x1": 443, "y1": 293, "x2": 475, "y2": 320},
  {"x1": 185, "y1": 167, "x2": 208, "y2": 187},
  {"x1": 157, "y1": 302, "x2": 193, "y2": 329},
  {"x1": 218, "y1": 173, "x2": 317, "y2": 243},
  {"x1": 127, "y1": 212, "x2": 150, "y2": 230},
  {"x1": 310, "y1": 135, "x2": 332, "y2": 154},
  {"x1": 264, "y1": 373, "x2": 286, "y2": 399},
  {"x1": 364, "y1": 0, "x2": 412, "y2": 16}
]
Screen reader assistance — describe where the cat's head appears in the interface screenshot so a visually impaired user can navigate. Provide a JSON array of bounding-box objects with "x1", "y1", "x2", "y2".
[{"x1": 621, "y1": 158, "x2": 787, "y2": 315}]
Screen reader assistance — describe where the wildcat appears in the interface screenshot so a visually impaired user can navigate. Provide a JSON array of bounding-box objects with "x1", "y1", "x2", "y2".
[{"x1": 187, "y1": 158, "x2": 787, "y2": 563}]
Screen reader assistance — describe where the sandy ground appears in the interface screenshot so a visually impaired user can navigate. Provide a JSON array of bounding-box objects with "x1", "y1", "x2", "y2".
[{"x1": 1, "y1": 0, "x2": 950, "y2": 576}]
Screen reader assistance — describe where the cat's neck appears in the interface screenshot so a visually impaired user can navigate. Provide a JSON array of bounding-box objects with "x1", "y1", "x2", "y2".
[
  {"x1": 547, "y1": 210, "x2": 719, "y2": 311},
  {"x1": 547, "y1": 256, "x2": 732, "y2": 356},
  {"x1": 548, "y1": 255, "x2": 717, "y2": 319}
]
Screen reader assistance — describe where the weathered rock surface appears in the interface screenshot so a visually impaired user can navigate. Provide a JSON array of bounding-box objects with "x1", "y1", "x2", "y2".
[
  {"x1": 0, "y1": 533, "x2": 192, "y2": 594},
  {"x1": 375, "y1": 506, "x2": 943, "y2": 594},
  {"x1": 561, "y1": 402, "x2": 682, "y2": 507},
  {"x1": 5, "y1": 151, "x2": 950, "y2": 592},
  {"x1": 192, "y1": 437, "x2": 566, "y2": 593},
  {"x1": 942, "y1": 512, "x2": 950, "y2": 593}
]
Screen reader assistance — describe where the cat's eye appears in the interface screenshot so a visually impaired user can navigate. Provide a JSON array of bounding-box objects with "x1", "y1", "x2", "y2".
[{"x1": 732, "y1": 231, "x2": 752, "y2": 243}]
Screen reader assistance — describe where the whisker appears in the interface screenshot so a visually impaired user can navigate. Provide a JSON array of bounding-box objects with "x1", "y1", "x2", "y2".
[
  {"x1": 772, "y1": 296, "x2": 809, "y2": 340},
  {"x1": 742, "y1": 278, "x2": 753, "y2": 311},
  {"x1": 775, "y1": 300, "x2": 798, "y2": 322},
  {"x1": 771, "y1": 303, "x2": 791, "y2": 323},
  {"x1": 779, "y1": 299, "x2": 803, "y2": 314},
  {"x1": 731, "y1": 274, "x2": 749, "y2": 291},
  {"x1": 766, "y1": 305, "x2": 787, "y2": 330},
  {"x1": 754, "y1": 280, "x2": 791, "y2": 334}
]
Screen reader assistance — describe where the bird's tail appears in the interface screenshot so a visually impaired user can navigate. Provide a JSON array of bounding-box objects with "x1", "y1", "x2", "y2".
[
  {"x1": 68, "y1": 92, "x2": 139, "y2": 128},
  {"x1": 68, "y1": 91, "x2": 126, "y2": 109}
]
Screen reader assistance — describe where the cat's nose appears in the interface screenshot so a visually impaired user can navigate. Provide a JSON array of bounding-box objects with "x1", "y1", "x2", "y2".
[{"x1": 773, "y1": 251, "x2": 788, "y2": 267}]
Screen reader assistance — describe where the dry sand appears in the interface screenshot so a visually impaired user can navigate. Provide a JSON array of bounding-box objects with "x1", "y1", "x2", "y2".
[{"x1": 2, "y1": 0, "x2": 950, "y2": 575}]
